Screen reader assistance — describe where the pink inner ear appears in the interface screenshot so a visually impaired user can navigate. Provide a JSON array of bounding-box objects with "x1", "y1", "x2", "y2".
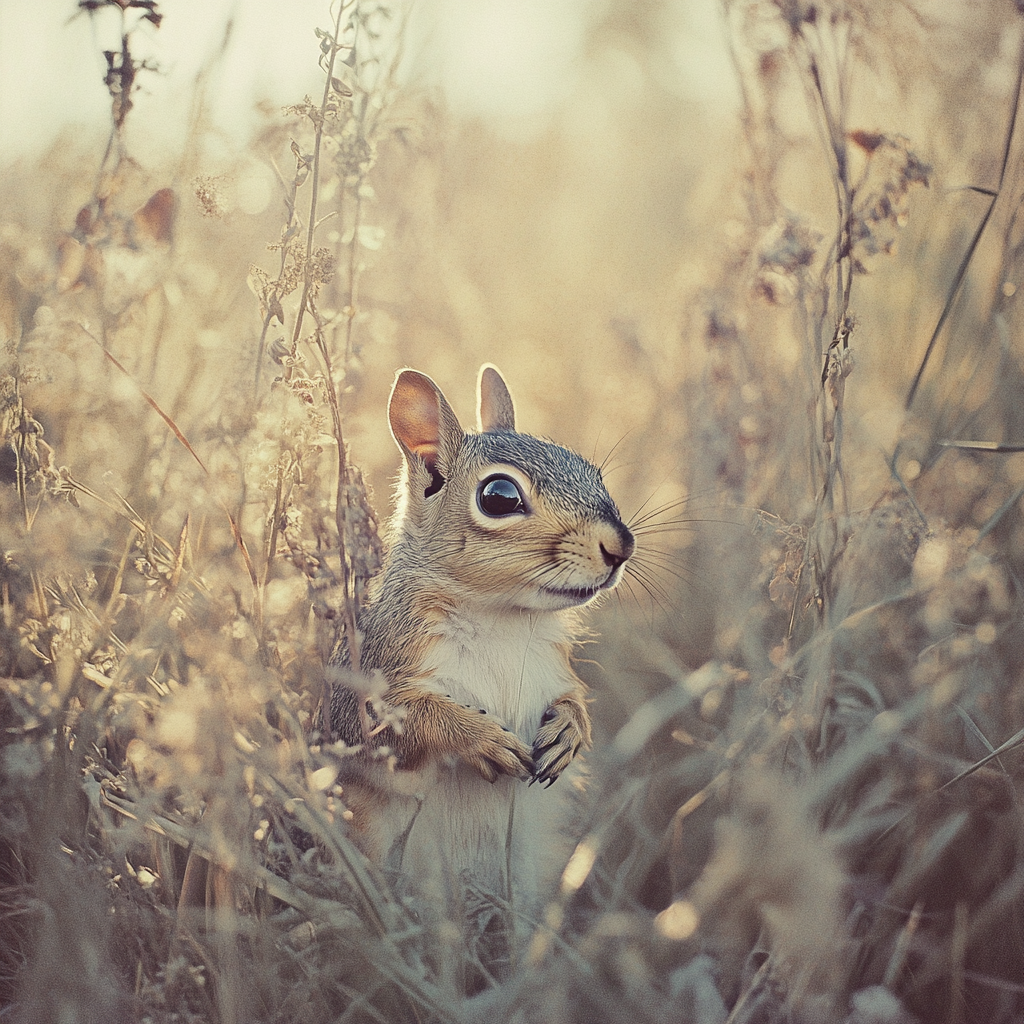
[
  {"x1": 409, "y1": 441, "x2": 439, "y2": 470},
  {"x1": 390, "y1": 371, "x2": 443, "y2": 466}
]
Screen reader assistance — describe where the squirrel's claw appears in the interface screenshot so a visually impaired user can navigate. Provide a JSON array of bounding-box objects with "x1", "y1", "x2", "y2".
[
  {"x1": 462, "y1": 716, "x2": 534, "y2": 783},
  {"x1": 531, "y1": 702, "x2": 586, "y2": 786}
]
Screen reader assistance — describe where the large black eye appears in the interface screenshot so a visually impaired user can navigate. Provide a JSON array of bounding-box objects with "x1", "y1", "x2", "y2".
[{"x1": 477, "y1": 475, "x2": 525, "y2": 517}]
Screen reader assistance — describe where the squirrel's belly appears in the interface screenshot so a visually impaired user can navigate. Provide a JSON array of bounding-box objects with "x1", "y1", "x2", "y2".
[
  {"x1": 367, "y1": 763, "x2": 579, "y2": 909},
  {"x1": 351, "y1": 612, "x2": 583, "y2": 905}
]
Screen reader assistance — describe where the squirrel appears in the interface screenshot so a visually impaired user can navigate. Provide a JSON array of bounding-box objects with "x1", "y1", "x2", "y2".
[{"x1": 328, "y1": 364, "x2": 634, "y2": 923}]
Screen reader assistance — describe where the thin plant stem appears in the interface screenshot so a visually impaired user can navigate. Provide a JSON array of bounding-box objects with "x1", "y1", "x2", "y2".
[{"x1": 904, "y1": 41, "x2": 1024, "y2": 410}]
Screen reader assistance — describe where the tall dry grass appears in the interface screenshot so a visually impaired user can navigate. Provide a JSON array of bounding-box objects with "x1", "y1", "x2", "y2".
[{"x1": 4, "y1": 0, "x2": 1024, "y2": 1021}]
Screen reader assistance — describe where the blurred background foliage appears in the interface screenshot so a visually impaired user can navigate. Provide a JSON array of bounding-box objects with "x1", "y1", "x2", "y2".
[{"x1": 5, "y1": 0, "x2": 1024, "y2": 1021}]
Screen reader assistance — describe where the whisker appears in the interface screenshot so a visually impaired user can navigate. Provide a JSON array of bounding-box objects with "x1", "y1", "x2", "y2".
[
  {"x1": 628, "y1": 494, "x2": 696, "y2": 530},
  {"x1": 626, "y1": 485, "x2": 734, "y2": 526},
  {"x1": 632, "y1": 545, "x2": 703, "y2": 566},
  {"x1": 632, "y1": 525, "x2": 703, "y2": 540},
  {"x1": 632, "y1": 513, "x2": 749, "y2": 530},
  {"x1": 621, "y1": 569, "x2": 673, "y2": 621},
  {"x1": 625, "y1": 561, "x2": 675, "y2": 605},
  {"x1": 598, "y1": 430, "x2": 633, "y2": 474},
  {"x1": 630, "y1": 556, "x2": 702, "y2": 591},
  {"x1": 624, "y1": 479, "x2": 731, "y2": 522},
  {"x1": 524, "y1": 560, "x2": 575, "y2": 591},
  {"x1": 631, "y1": 519, "x2": 746, "y2": 539},
  {"x1": 615, "y1": 577, "x2": 662, "y2": 629},
  {"x1": 626, "y1": 490, "x2": 661, "y2": 527},
  {"x1": 628, "y1": 494, "x2": 764, "y2": 532},
  {"x1": 634, "y1": 545, "x2": 694, "y2": 560}
]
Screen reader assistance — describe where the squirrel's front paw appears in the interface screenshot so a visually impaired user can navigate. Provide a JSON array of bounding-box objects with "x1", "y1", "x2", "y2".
[
  {"x1": 460, "y1": 710, "x2": 534, "y2": 783},
  {"x1": 532, "y1": 699, "x2": 590, "y2": 787}
]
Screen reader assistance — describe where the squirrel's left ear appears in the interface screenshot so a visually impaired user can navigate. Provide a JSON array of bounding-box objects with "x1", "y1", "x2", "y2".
[{"x1": 477, "y1": 364, "x2": 516, "y2": 433}]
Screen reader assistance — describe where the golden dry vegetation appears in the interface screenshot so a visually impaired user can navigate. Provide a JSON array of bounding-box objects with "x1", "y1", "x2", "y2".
[{"x1": 5, "y1": 1, "x2": 1024, "y2": 1022}]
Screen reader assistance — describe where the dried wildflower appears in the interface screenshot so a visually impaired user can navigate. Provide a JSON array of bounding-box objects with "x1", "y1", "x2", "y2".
[
  {"x1": 269, "y1": 337, "x2": 292, "y2": 365},
  {"x1": 308, "y1": 246, "x2": 336, "y2": 291},
  {"x1": 755, "y1": 213, "x2": 821, "y2": 304},
  {"x1": 771, "y1": 0, "x2": 819, "y2": 33},
  {"x1": 767, "y1": 539, "x2": 805, "y2": 616},
  {"x1": 337, "y1": 125, "x2": 375, "y2": 182},
  {"x1": 77, "y1": 1, "x2": 164, "y2": 129},
  {"x1": 131, "y1": 188, "x2": 176, "y2": 245},
  {"x1": 822, "y1": 314, "x2": 855, "y2": 442},
  {"x1": 285, "y1": 97, "x2": 336, "y2": 134},
  {"x1": 0, "y1": 373, "x2": 16, "y2": 412},
  {"x1": 343, "y1": 466, "x2": 383, "y2": 591},
  {"x1": 78, "y1": 0, "x2": 162, "y2": 28},
  {"x1": 266, "y1": 240, "x2": 308, "y2": 297},
  {"x1": 846, "y1": 132, "x2": 930, "y2": 269},
  {"x1": 286, "y1": 374, "x2": 323, "y2": 407},
  {"x1": 247, "y1": 264, "x2": 273, "y2": 317},
  {"x1": 193, "y1": 175, "x2": 225, "y2": 218}
]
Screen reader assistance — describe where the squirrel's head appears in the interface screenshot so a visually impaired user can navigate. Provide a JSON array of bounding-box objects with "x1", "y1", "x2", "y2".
[{"x1": 387, "y1": 364, "x2": 635, "y2": 612}]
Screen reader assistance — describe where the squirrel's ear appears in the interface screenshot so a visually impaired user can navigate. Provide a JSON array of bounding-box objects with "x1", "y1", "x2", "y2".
[
  {"x1": 477, "y1": 364, "x2": 516, "y2": 433},
  {"x1": 389, "y1": 369, "x2": 463, "y2": 478}
]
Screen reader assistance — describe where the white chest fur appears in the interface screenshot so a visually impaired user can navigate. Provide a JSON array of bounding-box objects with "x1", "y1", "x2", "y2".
[{"x1": 422, "y1": 604, "x2": 576, "y2": 738}]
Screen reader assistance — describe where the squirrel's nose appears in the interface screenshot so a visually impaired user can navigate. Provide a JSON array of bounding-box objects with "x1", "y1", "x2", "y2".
[{"x1": 600, "y1": 525, "x2": 635, "y2": 569}]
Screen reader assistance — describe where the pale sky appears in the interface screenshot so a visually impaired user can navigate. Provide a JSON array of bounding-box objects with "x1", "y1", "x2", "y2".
[{"x1": 0, "y1": 0, "x2": 736, "y2": 164}]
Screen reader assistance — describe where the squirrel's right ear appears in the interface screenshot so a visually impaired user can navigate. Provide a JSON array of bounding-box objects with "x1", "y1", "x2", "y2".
[
  {"x1": 389, "y1": 370, "x2": 463, "y2": 491},
  {"x1": 477, "y1": 364, "x2": 516, "y2": 432}
]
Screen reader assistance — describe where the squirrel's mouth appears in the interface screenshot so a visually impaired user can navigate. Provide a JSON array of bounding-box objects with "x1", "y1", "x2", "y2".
[
  {"x1": 540, "y1": 571, "x2": 620, "y2": 607},
  {"x1": 541, "y1": 584, "x2": 601, "y2": 604}
]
